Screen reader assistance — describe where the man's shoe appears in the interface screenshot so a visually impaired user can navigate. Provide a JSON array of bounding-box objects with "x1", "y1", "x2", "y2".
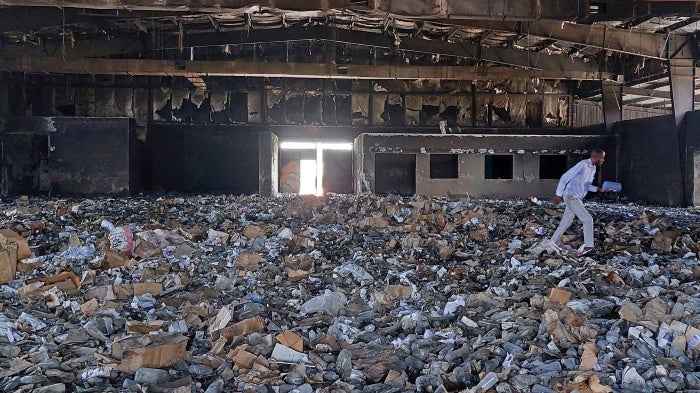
[{"x1": 577, "y1": 246, "x2": 594, "y2": 257}]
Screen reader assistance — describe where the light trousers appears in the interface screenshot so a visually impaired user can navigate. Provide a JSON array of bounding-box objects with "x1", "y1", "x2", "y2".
[{"x1": 550, "y1": 195, "x2": 594, "y2": 248}]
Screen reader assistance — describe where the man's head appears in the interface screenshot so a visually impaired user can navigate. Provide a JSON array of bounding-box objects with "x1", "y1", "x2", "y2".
[{"x1": 590, "y1": 148, "x2": 606, "y2": 165}]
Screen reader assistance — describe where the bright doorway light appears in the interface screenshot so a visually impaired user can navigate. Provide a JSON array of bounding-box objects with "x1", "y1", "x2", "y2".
[
  {"x1": 299, "y1": 160, "x2": 318, "y2": 195},
  {"x1": 280, "y1": 141, "x2": 352, "y2": 196},
  {"x1": 280, "y1": 142, "x2": 352, "y2": 151}
]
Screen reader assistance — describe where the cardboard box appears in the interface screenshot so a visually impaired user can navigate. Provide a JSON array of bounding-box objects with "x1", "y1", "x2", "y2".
[
  {"x1": 210, "y1": 316, "x2": 266, "y2": 341},
  {"x1": 0, "y1": 244, "x2": 18, "y2": 284},
  {"x1": 113, "y1": 332, "x2": 188, "y2": 373},
  {"x1": 0, "y1": 229, "x2": 30, "y2": 261}
]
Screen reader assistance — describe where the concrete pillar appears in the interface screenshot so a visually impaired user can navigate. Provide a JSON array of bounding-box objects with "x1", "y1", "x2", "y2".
[
  {"x1": 601, "y1": 80, "x2": 622, "y2": 133},
  {"x1": 669, "y1": 57, "x2": 695, "y2": 128},
  {"x1": 258, "y1": 131, "x2": 279, "y2": 196},
  {"x1": 669, "y1": 36, "x2": 697, "y2": 206}
]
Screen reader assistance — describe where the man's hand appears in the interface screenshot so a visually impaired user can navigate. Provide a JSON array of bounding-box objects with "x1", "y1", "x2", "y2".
[
  {"x1": 597, "y1": 187, "x2": 603, "y2": 193},
  {"x1": 553, "y1": 196, "x2": 563, "y2": 204}
]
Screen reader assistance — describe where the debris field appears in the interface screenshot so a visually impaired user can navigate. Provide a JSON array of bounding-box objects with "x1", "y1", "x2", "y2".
[{"x1": 0, "y1": 194, "x2": 699, "y2": 393}]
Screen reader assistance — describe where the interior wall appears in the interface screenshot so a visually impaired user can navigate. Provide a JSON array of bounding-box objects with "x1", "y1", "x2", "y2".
[
  {"x1": 355, "y1": 133, "x2": 616, "y2": 199},
  {"x1": 680, "y1": 110, "x2": 700, "y2": 206},
  {"x1": 149, "y1": 124, "x2": 260, "y2": 194},
  {"x1": 0, "y1": 117, "x2": 140, "y2": 195},
  {"x1": 617, "y1": 114, "x2": 686, "y2": 206},
  {"x1": 323, "y1": 150, "x2": 353, "y2": 194}
]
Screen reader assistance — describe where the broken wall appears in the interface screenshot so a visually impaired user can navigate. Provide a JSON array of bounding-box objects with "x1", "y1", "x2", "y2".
[
  {"x1": 355, "y1": 133, "x2": 616, "y2": 199},
  {"x1": 148, "y1": 124, "x2": 260, "y2": 194}
]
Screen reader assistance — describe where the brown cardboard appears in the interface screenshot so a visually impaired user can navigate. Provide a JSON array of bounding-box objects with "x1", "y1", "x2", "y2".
[
  {"x1": 102, "y1": 250, "x2": 128, "y2": 269},
  {"x1": 579, "y1": 342, "x2": 598, "y2": 370},
  {"x1": 243, "y1": 224, "x2": 266, "y2": 239},
  {"x1": 227, "y1": 347, "x2": 258, "y2": 369},
  {"x1": 133, "y1": 282, "x2": 164, "y2": 296},
  {"x1": 113, "y1": 333, "x2": 188, "y2": 373},
  {"x1": 0, "y1": 244, "x2": 17, "y2": 284},
  {"x1": 234, "y1": 252, "x2": 262, "y2": 270},
  {"x1": 39, "y1": 271, "x2": 81, "y2": 291},
  {"x1": 0, "y1": 229, "x2": 30, "y2": 261},
  {"x1": 548, "y1": 288, "x2": 572, "y2": 305},
  {"x1": 385, "y1": 285, "x2": 413, "y2": 299},
  {"x1": 210, "y1": 316, "x2": 266, "y2": 341},
  {"x1": 276, "y1": 330, "x2": 303, "y2": 352},
  {"x1": 126, "y1": 320, "x2": 168, "y2": 334},
  {"x1": 80, "y1": 298, "x2": 99, "y2": 316},
  {"x1": 286, "y1": 268, "x2": 309, "y2": 282}
]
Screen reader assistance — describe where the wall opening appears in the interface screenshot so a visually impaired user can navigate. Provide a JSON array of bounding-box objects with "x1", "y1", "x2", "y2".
[
  {"x1": 279, "y1": 141, "x2": 352, "y2": 196},
  {"x1": 299, "y1": 160, "x2": 318, "y2": 195},
  {"x1": 539, "y1": 154, "x2": 568, "y2": 179},
  {"x1": 375, "y1": 153, "x2": 416, "y2": 196},
  {"x1": 485, "y1": 155, "x2": 513, "y2": 179},
  {"x1": 430, "y1": 154, "x2": 459, "y2": 179}
]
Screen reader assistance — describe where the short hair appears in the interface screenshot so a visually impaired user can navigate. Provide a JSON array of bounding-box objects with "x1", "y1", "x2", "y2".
[{"x1": 591, "y1": 148, "x2": 605, "y2": 156}]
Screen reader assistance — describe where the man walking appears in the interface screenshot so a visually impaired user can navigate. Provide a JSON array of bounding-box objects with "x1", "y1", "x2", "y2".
[{"x1": 549, "y1": 148, "x2": 606, "y2": 257}]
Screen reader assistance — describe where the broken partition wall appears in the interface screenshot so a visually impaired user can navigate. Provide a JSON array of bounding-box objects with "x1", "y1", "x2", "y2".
[{"x1": 354, "y1": 134, "x2": 616, "y2": 199}]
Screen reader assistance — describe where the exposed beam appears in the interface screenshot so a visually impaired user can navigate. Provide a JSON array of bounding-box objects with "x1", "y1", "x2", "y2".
[
  {"x1": 166, "y1": 27, "x2": 601, "y2": 73},
  {"x1": 656, "y1": 16, "x2": 700, "y2": 33},
  {"x1": 0, "y1": 57, "x2": 612, "y2": 80},
  {"x1": 437, "y1": 19, "x2": 690, "y2": 59},
  {"x1": 0, "y1": 0, "x2": 696, "y2": 21},
  {"x1": 622, "y1": 86, "x2": 673, "y2": 99},
  {"x1": 2, "y1": 37, "x2": 144, "y2": 59},
  {"x1": 0, "y1": 7, "x2": 197, "y2": 32}
]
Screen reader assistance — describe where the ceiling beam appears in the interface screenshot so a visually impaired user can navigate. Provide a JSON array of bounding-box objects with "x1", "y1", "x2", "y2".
[
  {"x1": 0, "y1": 7, "x2": 197, "y2": 32},
  {"x1": 2, "y1": 37, "x2": 144, "y2": 59},
  {"x1": 0, "y1": 0, "x2": 696, "y2": 21},
  {"x1": 437, "y1": 19, "x2": 690, "y2": 59},
  {"x1": 0, "y1": 57, "x2": 612, "y2": 80},
  {"x1": 162, "y1": 26, "x2": 601, "y2": 73}
]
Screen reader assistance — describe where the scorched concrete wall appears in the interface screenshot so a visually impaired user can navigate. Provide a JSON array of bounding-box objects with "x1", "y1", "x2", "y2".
[{"x1": 355, "y1": 133, "x2": 616, "y2": 199}]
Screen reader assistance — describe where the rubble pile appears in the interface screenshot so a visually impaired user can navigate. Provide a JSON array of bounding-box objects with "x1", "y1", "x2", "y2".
[{"x1": 0, "y1": 194, "x2": 698, "y2": 393}]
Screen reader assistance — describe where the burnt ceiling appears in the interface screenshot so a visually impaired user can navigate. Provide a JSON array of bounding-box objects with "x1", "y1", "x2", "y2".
[{"x1": 0, "y1": 0, "x2": 699, "y2": 110}]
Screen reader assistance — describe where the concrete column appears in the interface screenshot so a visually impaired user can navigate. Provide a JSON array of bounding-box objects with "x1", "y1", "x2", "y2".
[
  {"x1": 669, "y1": 57, "x2": 695, "y2": 128},
  {"x1": 601, "y1": 80, "x2": 622, "y2": 133},
  {"x1": 258, "y1": 131, "x2": 279, "y2": 196},
  {"x1": 669, "y1": 36, "x2": 698, "y2": 206}
]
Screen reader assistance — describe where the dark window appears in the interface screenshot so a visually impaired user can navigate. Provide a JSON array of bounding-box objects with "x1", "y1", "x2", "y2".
[
  {"x1": 539, "y1": 155, "x2": 568, "y2": 180},
  {"x1": 430, "y1": 154, "x2": 459, "y2": 179},
  {"x1": 375, "y1": 153, "x2": 416, "y2": 196},
  {"x1": 485, "y1": 155, "x2": 513, "y2": 180}
]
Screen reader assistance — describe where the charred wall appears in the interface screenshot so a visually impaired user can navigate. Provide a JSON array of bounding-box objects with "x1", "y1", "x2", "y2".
[
  {"x1": 682, "y1": 111, "x2": 700, "y2": 206},
  {"x1": 148, "y1": 124, "x2": 260, "y2": 194},
  {"x1": 0, "y1": 117, "x2": 141, "y2": 195},
  {"x1": 617, "y1": 115, "x2": 686, "y2": 206},
  {"x1": 9, "y1": 73, "x2": 572, "y2": 132},
  {"x1": 356, "y1": 133, "x2": 616, "y2": 199}
]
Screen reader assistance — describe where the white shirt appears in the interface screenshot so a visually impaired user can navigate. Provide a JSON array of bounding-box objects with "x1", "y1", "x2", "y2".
[{"x1": 556, "y1": 158, "x2": 598, "y2": 200}]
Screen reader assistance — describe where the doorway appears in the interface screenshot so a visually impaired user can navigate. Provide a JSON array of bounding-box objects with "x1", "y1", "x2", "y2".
[{"x1": 279, "y1": 142, "x2": 353, "y2": 195}]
